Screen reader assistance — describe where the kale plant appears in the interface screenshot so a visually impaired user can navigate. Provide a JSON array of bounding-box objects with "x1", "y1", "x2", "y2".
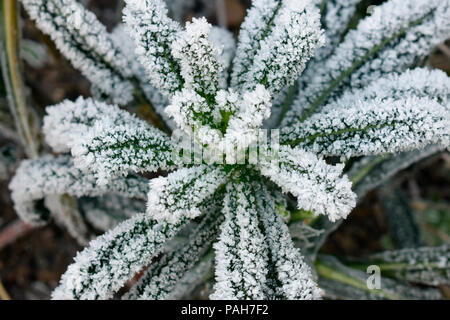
[{"x1": 1, "y1": 0, "x2": 449, "y2": 299}]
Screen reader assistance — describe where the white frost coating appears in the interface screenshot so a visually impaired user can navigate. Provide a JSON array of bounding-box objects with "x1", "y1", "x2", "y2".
[
  {"x1": 123, "y1": 0, "x2": 182, "y2": 97},
  {"x1": 241, "y1": 0, "x2": 325, "y2": 95},
  {"x1": 345, "y1": 0, "x2": 450, "y2": 91},
  {"x1": 43, "y1": 97, "x2": 138, "y2": 153},
  {"x1": 312, "y1": 0, "x2": 360, "y2": 60},
  {"x1": 109, "y1": 25, "x2": 175, "y2": 129},
  {"x1": 226, "y1": 85, "x2": 272, "y2": 131},
  {"x1": 224, "y1": 85, "x2": 272, "y2": 160},
  {"x1": 209, "y1": 26, "x2": 236, "y2": 87},
  {"x1": 230, "y1": 0, "x2": 282, "y2": 91},
  {"x1": 283, "y1": 0, "x2": 450, "y2": 125},
  {"x1": 124, "y1": 208, "x2": 223, "y2": 300},
  {"x1": 21, "y1": 0, "x2": 134, "y2": 104},
  {"x1": 52, "y1": 213, "x2": 186, "y2": 300},
  {"x1": 166, "y1": 85, "x2": 272, "y2": 153},
  {"x1": 72, "y1": 117, "x2": 177, "y2": 186},
  {"x1": 211, "y1": 180, "x2": 270, "y2": 300},
  {"x1": 255, "y1": 184, "x2": 321, "y2": 299},
  {"x1": 321, "y1": 68, "x2": 450, "y2": 113},
  {"x1": 165, "y1": 88, "x2": 223, "y2": 147},
  {"x1": 172, "y1": 17, "x2": 223, "y2": 95},
  {"x1": 167, "y1": 253, "x2": 214, "y2": 299},
  {"x1": 281, "y1": 97, "x2": 450, "y2": 158},
  {"x1": 44, "y1": 97, "x2": 176, "y2": 184},
  {"x1": 147, "y1": 165, "x2": 229, "y2": 224},
  {"x1": 8, "y1": 156, "x2": 149, "y2": 226},
  {"x1": 258, "y1": 145, "x2": 356, "y2": 222}
]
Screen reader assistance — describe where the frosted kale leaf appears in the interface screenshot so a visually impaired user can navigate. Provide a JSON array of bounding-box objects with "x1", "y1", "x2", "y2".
[{"x1": 21, "y1": 0, "x2": 135, "y2": 104}]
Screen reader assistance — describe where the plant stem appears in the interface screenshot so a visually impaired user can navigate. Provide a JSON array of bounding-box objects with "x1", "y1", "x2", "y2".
[
  {"x1": 275, "y1": 81, "x2": 297, "y2": 127},
  {"x1": 350, "y1": 155, "x2": 387, "y2": 186},
  {"x1": 134, "y1": 87, "x2": 171, "y2": 134},
  {"x1": 0, "y1": 219, "x2": 35, "y2": 251},
  {"x1": 347, "y1": 261, "x2": 442, "y2": 272},
  {"x1": 0, "y1": 278, "x2": 11, "y2": 300},
  {"x1": 0, "y1": 0, "x2": 39, "y2": 158}
]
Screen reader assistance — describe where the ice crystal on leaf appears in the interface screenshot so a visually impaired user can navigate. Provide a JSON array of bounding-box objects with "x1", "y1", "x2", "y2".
[{"x1": 9, "y1": 0, "x2": 450, "y2": 300}]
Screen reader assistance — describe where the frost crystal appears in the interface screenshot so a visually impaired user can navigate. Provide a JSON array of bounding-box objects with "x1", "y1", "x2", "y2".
[
  {"x1": 311, "y1": 0, "x2": 360, "y2": 61},
  {"x1": 255, "y1": 184, "x2": 321, "y2": 299},
  {"x1": 124, "y1": 207, "x2": 223, "y2": 299},
  {"x1": 210, "y1": 26, "x2": 236, "y2": 87},
  {"x1": 44, "y1": 97, "x2": 177, "y2": 185}
]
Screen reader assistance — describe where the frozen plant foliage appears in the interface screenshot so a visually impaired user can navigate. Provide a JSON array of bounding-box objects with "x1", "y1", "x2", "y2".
[
  {"x1": 123, "y1": 0, "x2": 183, "y2": 97},
  {"x1": 124, "y1": 207, "x2": 223, "y2": 299},
  {"x1": 8, "y1": 0, "x2": 450, "y2": 300},
  {"x1": 109, "y1": 25, "x2": 174, "y2": 128},
  {"x1": 223, "y1": 85, "x2": 272, "y2": 160},
  {"x1": 165, "y1": 88, "x2": 223, "y2": 146},
  {"x1": 230, "y1": 0, "x2": 282, "y2": 91},
  {"x1": 321, "y1": 68, "x2": 450, "y2": 111},
  {"x1": 44, "y1": 194, "x2": 90, "y2": 245},
  {"x1": 349, "y1": 144, "x2": 445, "y2": 198},
  {"x1": 283, "y1": 0, "x2": 450, "y2": 125},
  {"x1": 310, "y1": 0, "x2": 360, "y2": 61},
  {"x1": 209, "y1": 26, "x2": 236, "y2": 85},
  {"x1": 365, "y1": 245, "x2": 450, "y2": 286},
  {"x1": 147, "y1": 165, "x2": 229, "y2": 224},
  {"x1": 167, "y1": 252, "x2": 214, "y2": 299},
  {"x1": 52, "y1": 213, "x2": 187, "y2": 299},
  {"x1": 43, "y1": 97, "x2": 151, "y2": 153},
  {"x1": 255, "y1": 184, "x2": 321, "y2": 299},
  {"x1": 172, "y1": 17, "x2": 223, "y2": 96},
  {"x1": 44, "y1": 97, "x2": 177, "y2": 185},
  {"x1": 9, "y1": 156, "x2": 148, "y2": 226},
  {"x1": 231, "y1": 0, "x2": 325, "y2": 96},
  {"x1": 259, "y1": 145, "x2": 356, "y2": 222},
  {"x1": 281, "y1": 97, "x2": 450, "y2": 158},
  {"x1": 317, "y1": 255, "x2": 444, "y2": 300},
  {"x1": 21, "y1": 0, "x2": 134, "y2": 104},
  {"x1": 81, "y1": 195, "x2": 144, "y2": 232},
  {"x1": 211, "y1": 179, "x2": 270, "y2": 300},
  {"x1": 72, "y1": 117, "x2": 176, "y2": 185}
]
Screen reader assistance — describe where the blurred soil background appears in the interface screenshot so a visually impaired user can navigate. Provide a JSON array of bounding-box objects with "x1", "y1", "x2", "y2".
[{"x1": 0, "y1": 0, "x2": 448, "y2": 299}]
